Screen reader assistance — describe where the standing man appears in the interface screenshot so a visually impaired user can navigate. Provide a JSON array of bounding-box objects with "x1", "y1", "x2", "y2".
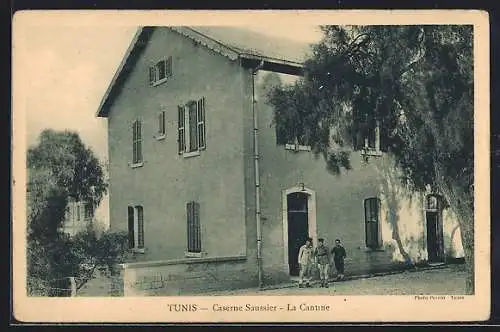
[
  {"x1": 298, "y1": 237, "x2": 314, "y2": 288},
  {"x1": 331, "y1": 238, "x2": 347, "y2": 281},
  {"x1": 314, "y1": 238, "x2": 330, "y2": 288}
]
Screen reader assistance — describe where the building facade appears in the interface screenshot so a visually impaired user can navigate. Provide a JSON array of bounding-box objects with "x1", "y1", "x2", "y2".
[
  {"x1": 61, "y1": 199, "x2": 94, "y2": 236},
  {"x1": 97, "y1": 26, "x2": 464, "y2": 296}
]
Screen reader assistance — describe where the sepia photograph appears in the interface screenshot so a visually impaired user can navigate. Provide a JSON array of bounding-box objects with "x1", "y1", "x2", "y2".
[{"x1": 12, "y1": 10, "x2": 490, "y2": 322}]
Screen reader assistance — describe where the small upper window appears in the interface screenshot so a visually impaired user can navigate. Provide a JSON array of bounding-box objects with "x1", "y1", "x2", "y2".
[
  {"x1": 149, "y1": 56, "x2": 173, "y2": 86},
  {"x1": 158, "y1": 111, "x2": 166, "y2": 138},
  {"x1": 425, "y1": 195, "x2": 440, "y2": 211},
  {"x1": 353, "y1": 112, "x2": 387, "y2": 156},
  {"x1": 132, "y1": 119, "x2": 143, "y2": 165}
]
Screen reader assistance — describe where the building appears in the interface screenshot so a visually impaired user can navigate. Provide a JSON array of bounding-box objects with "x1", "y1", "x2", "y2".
[
  {"x1": 96, "y1": 26, "x2": 465, "y2": 296},
  {"x1": 61, "y1": 199, "x2": 94, "y2": 236}
]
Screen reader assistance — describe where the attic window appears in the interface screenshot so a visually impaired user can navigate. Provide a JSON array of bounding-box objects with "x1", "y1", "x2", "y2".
[{"x1": 149, "y1": 56, "x2": 172, "y2": 86}]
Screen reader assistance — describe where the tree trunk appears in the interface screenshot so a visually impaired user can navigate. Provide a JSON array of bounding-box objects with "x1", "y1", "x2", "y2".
[{"x1": 437, "y1": 180, "x2": 474, "y2": 294}]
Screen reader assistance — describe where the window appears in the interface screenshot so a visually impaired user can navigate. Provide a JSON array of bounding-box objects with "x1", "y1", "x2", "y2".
[
  {"x1": 76, "y1": 205, "x2": 81, "y2": 221},
  {"x1": 425, "y1": 194, "x2": 440, "y2": 211},
  {"x1": 149, "y1": 56, "x2": 173, "y2": 86},
  {"x1": 178, "y1": 98, "x2": 206, "y2": 156},
  {"x1": 354, "y1": 120, "x2": 381, "y2": 153},
  {"x1": 353, "y1": 113, "x2": 388, "y2": 155},
  {"x1": 364, "y1": 197, "x2": 382, "y2": 249},
  {"x1": 128, "y1": 205, "x2": 145, "y2": 251},
  {"x1": 84, "y1": 203, "x2": 93, "y2": 220},
  {"x1": 186, "y1": 201, "x2": 201, "y2": 253},
  {"x1": 132, "y1": 119, "x2": 143, "y2": 165},
  {"x1": 276, "y1": 126, "x2": 311, "y2": 152},
  {"x1": 157, "y1": 111, "x2": 166, "y2": 138}
]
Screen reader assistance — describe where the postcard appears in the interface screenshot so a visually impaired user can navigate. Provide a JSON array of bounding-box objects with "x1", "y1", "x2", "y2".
[{"x1": 12, "y1": 9, "x2": 490, "y2": 323}]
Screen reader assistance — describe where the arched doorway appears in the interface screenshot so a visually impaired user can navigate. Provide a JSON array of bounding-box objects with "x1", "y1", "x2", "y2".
[
  {"x1": 282, "y1": 186, "x2": 317, "y2": 276},
  {"x1": 425, "y1": 194, "x2": 445, "y2": 264}
]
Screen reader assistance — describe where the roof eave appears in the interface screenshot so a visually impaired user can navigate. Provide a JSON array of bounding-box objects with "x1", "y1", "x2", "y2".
[
  {"x1": 240, "y1": 53, "x2": 304, "y2": 75},
  {"x1": 96, "y1": 27, "x2": 306, "y2": 118}
]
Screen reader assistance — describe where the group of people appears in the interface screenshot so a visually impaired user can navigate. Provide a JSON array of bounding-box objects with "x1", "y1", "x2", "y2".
[{"x1": 297, "y1": 237, "x2": 347, "y2": 288}]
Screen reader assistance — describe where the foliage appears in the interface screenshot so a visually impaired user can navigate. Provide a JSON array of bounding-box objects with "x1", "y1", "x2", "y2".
[
  {"x1": 28, "y1": 129, "x2": 108, "y2": 210},
  {"x1": 26, "y1": 129, "x2": 126, "y2": 296},
  {"x1": 70, "y1": 226, "x2": 129, "y2": 292},
  {"x1": 267, "y1": 25, "x2": 474, "y2": 293}
]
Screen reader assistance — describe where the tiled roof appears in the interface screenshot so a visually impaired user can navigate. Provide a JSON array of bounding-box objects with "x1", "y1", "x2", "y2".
[
  {"x1": 97, "y1": 26, "x2": 312, "y2": 117},
  {"x1": 186, "y1": 26, "x2": 313, "y2": 64}
]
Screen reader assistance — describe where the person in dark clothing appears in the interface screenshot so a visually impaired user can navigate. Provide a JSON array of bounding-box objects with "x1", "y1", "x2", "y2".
[{"x1": 331, "y1": 239, "x2": 347, "y2": 280}]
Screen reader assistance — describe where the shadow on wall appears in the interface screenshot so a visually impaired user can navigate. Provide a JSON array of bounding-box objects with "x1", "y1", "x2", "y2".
[{"x1": 375, "y1": 157, "x2": 426, "y2": 265}]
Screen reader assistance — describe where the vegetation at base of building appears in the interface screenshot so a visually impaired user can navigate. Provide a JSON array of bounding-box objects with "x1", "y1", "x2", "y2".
[
  {"x1": 27, "y1": 129, "x2": 128, "y2": 296},
  {"x1": 267, "y1": 25, "x2": 474, "y2": 293}
]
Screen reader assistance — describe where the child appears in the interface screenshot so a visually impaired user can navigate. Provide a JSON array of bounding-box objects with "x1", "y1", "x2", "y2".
[
  {"x1": 314, "y1": 238, "x2": 330, "y2": 288},
  {"x1": 331, "y1": 238, "x2": 347, "y2": 280},
  {"x1": 297, "y1": 237, "x2": 314, "y2": 288}
]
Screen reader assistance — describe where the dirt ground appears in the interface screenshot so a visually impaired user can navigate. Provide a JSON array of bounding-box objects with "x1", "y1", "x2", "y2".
[
  {"x1": 77, "y1": 264, "x2": 467, "y2": 296},
  {"x1": 202, "y1": 265, "x2": 467, "y2": 296}
]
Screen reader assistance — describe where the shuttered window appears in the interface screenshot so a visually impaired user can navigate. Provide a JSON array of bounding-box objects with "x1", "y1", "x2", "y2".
[
  {"x1": 186, "y1": 201, "x2": 201, "y2": 253},
  {"x1": 149, "y1": 56, "x2": 173, "y2": 86},
  {"x1": 364, "y1": 197, "x2": 382, "y2": 249},
  {"x1": 178, "y1": 97, "x2": 206, "y2": 155},
  {"x1": 128, "y1": 205, "x2": 145, "y2": 250},
  {"x1": 132, "y1": 119, "x2": 142, "y2": 164},
  {"x1": 352, "y1": 111, "x2": 387, "y2": 153}
]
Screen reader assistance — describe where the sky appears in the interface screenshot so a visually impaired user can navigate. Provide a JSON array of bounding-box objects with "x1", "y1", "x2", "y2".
[{"x1": 18, "y1": 19, "x2": 323, "y2": 224}]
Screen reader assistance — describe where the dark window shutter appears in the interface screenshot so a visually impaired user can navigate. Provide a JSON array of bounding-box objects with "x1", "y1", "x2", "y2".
[
  {"x1": 158, "y1": 60, "x2": 166, "y2": 80},
  {"x1": 186, "y1": 201, "x2": 201, "y2": 253},
  {"x1": 187, "y1": 202, "x2": 193, "y2": 252},
  {"x1": 379, "y1": 122, "x2": 389, "y2": 152},
  {"x1": 352, "y1": 122, "x2": 363, "y2": 151},
  {"x1": 128, "y1": 206, "x2": 134, "y2": 249},
  {"x1": 364, "y1": 198, "x2": 381, "y2": 248},
  {"x1": 149, "y1": 66, "x2": 155, "y2": 85},
  {"x1": 137, "y1": 206, "x2": 144, "y2": 248},
  {"x1": 364, "y1": 199, "x2": 373, "y2": 247},
  {"x1": 178, "y1": 106, "x2": 185, "y2": 154},
  {"x1": 368, "y1": 123, "x2": 376, "y2": 148},
  {"x1": 197, "y1": 97, "x2": 206, "y2": 150},
  {"x1": 193, "y1": 202, "x2": 201, "y2": 252}
]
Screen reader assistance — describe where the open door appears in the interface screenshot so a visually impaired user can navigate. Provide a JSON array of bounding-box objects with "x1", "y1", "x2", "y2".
[
  {"x1": 287, "y1": 192, "x2": 309, "y2": 276},
  {"x1": 425, "y1": 195, "x2": 444, "y2": 264}
]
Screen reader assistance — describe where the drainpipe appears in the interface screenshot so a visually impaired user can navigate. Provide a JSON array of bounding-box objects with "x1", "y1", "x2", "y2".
[{"x1": 252, "y1": 60, "x2": 264, "y2": 288}]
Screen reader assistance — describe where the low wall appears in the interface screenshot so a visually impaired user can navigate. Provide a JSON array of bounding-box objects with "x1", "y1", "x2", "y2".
[{"x1": 120, "y1": 255, "x2": 257, "y2": 296}]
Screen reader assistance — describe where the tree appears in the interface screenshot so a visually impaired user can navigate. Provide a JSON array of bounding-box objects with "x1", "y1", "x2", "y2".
[
  {"x1": 27, "y1": 129, "x2": 128, "y2": 296},
  {"x1": 267, "y1": 25, "x2": 474, "y2": 293}
]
